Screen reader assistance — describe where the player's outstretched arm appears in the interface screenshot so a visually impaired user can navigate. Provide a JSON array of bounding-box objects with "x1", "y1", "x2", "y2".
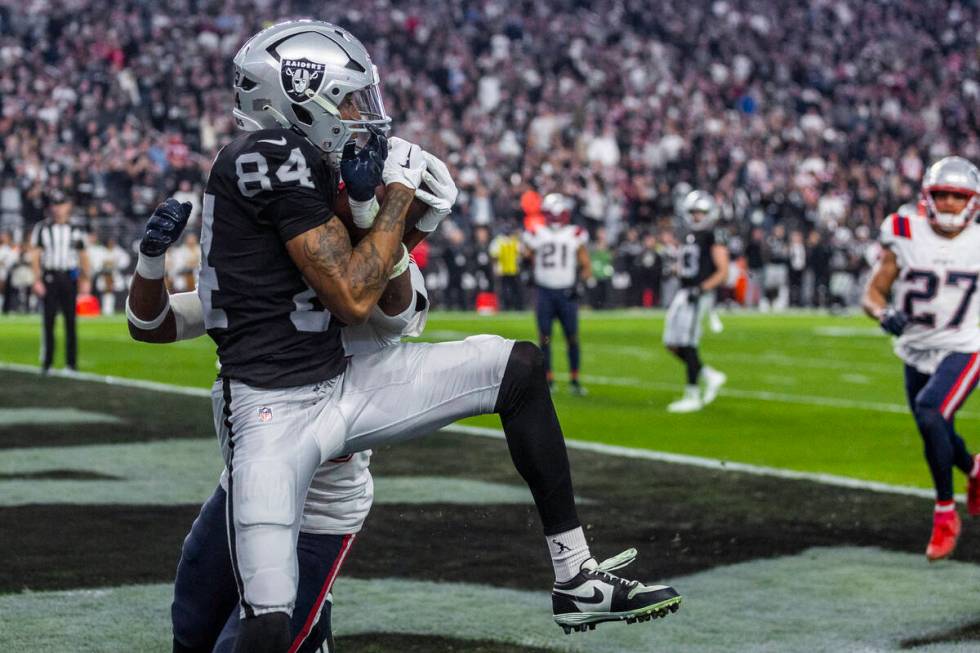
[{"x1": 127, "y1": 200, "x2": 205, "y2": 343}]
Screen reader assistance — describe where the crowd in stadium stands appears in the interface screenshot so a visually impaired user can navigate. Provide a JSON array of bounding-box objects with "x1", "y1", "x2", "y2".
[{"x1": 0, "y1": 0, "x2": 977, "y2": 313}]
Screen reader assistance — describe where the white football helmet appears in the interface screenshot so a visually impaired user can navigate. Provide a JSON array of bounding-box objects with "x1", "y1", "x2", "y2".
[
  {"x1": 921, "y1": 156, "x2": 980, "y2": 232},
  {"x1": 681, "y1": 190, "x2": 719, "y2": 231},
  {"x1": 541, "y1": 193, "x2": 573, "y2": 225},
  {"x1": 231, "y1": 20, "x2": 390, "y2": 152}
]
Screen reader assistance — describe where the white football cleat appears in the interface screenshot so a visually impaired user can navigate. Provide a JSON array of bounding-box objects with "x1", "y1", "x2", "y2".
[
  {"x1": 701, "y1": 367, "x2": 727, "y2": 405},
  {"x1": 667, "y1": 386, "x2": 702, "y2": 413},
  {"x1": 708, "y1": 310, "x2": 724, "y2": 333}
]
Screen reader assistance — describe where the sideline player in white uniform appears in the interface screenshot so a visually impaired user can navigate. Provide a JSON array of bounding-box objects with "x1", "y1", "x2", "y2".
[
  {"x1": 863, "y1": 156, "x2": 980, "y2": 561},
  {"x1": 522, "y1": 193, "x2": 591, "y2": 395},
  {"x1": 128, "y1": 21, "x2": 681, "y2": 650},
  {"x1": 662, "y1": 191, "x2": 729, "y2": 413}
]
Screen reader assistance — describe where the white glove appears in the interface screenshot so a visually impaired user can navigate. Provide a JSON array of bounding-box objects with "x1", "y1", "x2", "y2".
[
  {"x1": 382, "y1": 137, "x2": 426, "y2": 190},
  {"x1": 414, "y1": 151, "x2": 458, "y2": 232}
]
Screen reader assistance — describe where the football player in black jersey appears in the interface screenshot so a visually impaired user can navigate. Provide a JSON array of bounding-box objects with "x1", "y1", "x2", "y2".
[
  {"x1": 662, "y1": 191, "x2": 730, "y2": 413},
  {"x1": 129, "y1": 21, "x2": 682, "y2": 651}
]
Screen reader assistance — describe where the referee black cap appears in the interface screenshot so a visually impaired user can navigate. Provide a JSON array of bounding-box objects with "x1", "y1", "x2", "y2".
[{"x1": 45, "y1": 187, "x2": 73, "y2": 207}]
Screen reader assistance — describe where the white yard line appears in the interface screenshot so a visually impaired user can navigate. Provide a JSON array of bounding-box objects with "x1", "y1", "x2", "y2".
[
  {"x1": 445, "y1": 425, "x2": 942, "y2": 501},
  {"x1": 0, "y1": 360, "x2": 943, "y2": 499},
  {"x1": 577, "y1": 373, "x2": 965, "y2": 417}
]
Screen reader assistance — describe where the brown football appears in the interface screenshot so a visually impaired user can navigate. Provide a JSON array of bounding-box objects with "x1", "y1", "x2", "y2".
[{"x1": 335, "y1": 184, "x2": 428, "y2": 238}]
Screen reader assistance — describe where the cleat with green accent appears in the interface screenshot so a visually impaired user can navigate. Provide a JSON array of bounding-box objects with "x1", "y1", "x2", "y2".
[{"x1": 553, "y1": 548, "x2": 682, "y2": 633}]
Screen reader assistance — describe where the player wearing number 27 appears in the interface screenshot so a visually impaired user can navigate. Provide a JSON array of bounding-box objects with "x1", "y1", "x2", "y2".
[
  {"x1": 863, "y1": 156, "x2": 980, "y2": 561},
  {"x1": 523, "y1": 193, "x2": 591, "y2": 395}
]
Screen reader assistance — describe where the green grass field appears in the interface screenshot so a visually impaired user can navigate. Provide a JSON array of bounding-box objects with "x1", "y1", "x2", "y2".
[{"x1": 2, "y1": 308, "x2": 973, "y2": 490}]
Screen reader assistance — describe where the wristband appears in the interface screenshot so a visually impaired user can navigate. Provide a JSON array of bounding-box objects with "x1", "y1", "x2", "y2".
[
  {"x1": 126, "y1": 293, "x2": 170, "y2": 331},
  {"x1": 171, "y1": 291, "x2": 206, "y2": 341},
  {"x1": 389, "y1": 244, "x2": 410, "y2": 279},
  {"x1": 135, "y1": 251, "x2": 166, "y2": 280},
  {"x1": 349, "y1": 196, "x2": 380, "y2": 229}
]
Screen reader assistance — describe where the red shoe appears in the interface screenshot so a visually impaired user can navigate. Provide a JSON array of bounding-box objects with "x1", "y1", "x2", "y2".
[
  {"x1": 968, "y1": 455, "x2": 980, "y2": 516},
  {"x1": 926, "y1": 510, "x2": 961, "y2": 561}
]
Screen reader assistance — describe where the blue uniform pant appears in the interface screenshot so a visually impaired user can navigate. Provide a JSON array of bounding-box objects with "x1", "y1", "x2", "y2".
[
  {"x1": 535, "y1": 286, "x2": 580, "y2": 379},
  {"x1": 171, "y1": 485, "x2": 352, "y2": 653},
  {"x1": 904, "y1": 352, "x2": 979, "y2": 501}
]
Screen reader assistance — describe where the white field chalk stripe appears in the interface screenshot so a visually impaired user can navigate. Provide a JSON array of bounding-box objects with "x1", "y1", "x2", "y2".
[
  {"x1": 0, "y1": 360, "x2": 945, "y2": 499},
  {"x1": 580, "y1": 373, "x2": 980, "y2": 420},
  {"x1": 1, "y1": 360, "x2": 945, "y2": 418},
  {"x1": 444, "y1": 424, "x2": 945, "y2": 501},
  {"x1": 0, "y1": 361, "x2": 211, "y2": 398}
]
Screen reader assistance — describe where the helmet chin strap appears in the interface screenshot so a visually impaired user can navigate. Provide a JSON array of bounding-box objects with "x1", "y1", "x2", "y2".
[
  {"x1": 262, "y1": 104, "x2": 291, "y2": 128},
  {"x1": 304, "y1": 88, "x2": 342, "y2": 117}
]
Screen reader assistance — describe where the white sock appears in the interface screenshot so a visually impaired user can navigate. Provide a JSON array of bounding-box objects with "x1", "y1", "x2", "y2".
[{"x1": 548, "y1": 527, "x2": 591, "y2": 583}]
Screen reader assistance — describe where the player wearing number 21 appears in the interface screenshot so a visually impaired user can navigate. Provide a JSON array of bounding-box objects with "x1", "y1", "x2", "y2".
[
  {"x1": 522, "y1": 193, "x2": 591, "y2": 395},
  {"x1": 863, "y1": 156, "x2": 980, "y2": 562}
]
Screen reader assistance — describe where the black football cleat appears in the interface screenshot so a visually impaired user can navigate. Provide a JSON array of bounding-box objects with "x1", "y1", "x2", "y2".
[{"x1": 553, "y1": 549, "x2": 681, "y2": 634}]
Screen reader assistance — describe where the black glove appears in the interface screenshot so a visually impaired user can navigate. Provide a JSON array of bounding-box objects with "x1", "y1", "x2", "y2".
[
  {"x1": 140, "y1": 199, "x2": 192, "y2": 257},
  {"x1": 687, "y1": 286, "x2": 702, "y2": 304},
  {"x1": 880, "y1": 307, "x2": 909, "y2": 336},
  {"x1": 567, "y1": 282, "x2": 586, "y2": 302},
  {"x1": 340, "y1": 126, "x2": 388, "y2": 202}
]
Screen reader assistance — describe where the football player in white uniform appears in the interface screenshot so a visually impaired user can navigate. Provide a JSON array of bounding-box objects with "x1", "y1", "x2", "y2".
[
  {"x1": 522, "y1": 193, "x2": 591, "y2": 395},
  {"x1": 662, "y1": 191, "x2": 729, "y2": 413},
  {"x1": 863, "y1": 156, "x2": 980, "y2": 561},
  {"x1": 129, "y1": 22, "x2": 681, "y2": 650}
]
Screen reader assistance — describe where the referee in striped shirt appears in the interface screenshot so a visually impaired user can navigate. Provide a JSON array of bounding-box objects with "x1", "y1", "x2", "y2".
[{"x1": 30, "y1": 190, "x2": 90, "y2": 373}]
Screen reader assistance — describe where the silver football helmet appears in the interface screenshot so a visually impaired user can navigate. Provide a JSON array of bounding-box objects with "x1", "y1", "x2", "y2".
[
  {"x1": 232, "y1": 20, "x2": 391, "y2": 152},
  {"x1": 921, "y1": 156, "x2": 980, "y2": 232},
  {"x1": 680, "y1": 190, "x2": 719, "y2": 231}
]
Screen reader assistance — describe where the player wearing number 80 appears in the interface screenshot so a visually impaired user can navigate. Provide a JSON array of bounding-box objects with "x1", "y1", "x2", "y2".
[
  {"x1": 523, "y1": 193, "x2": 591, "y2": 395},
  {"x1": 863, "y1": 156, "x2": 980, "y2": 561}
]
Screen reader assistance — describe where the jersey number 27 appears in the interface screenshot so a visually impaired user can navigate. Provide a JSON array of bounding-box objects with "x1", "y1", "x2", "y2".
[{"x1": 904, "y1": 269, "x2": 978, "y2": 328}]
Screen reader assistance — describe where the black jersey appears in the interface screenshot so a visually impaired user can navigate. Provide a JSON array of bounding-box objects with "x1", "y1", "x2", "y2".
[
  {"x1": 678, "y1": 229, "x2": 720, "y2": 288},
  {"x1": 198, "y1": 128, "x2": 346, "y2": 388}
]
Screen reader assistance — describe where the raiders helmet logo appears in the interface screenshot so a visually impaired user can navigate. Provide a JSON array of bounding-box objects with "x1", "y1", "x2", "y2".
[{"x1": 280, "y1": 58, "x2": 326, "y2": 103}]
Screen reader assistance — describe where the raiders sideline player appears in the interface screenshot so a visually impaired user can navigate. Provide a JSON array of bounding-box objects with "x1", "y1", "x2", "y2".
[
  {"x1": 127, "y1": 21, "x2": 681, "y2": 650},
  {"x1": 663, "y1": 190, "x2": 729, "y2": 413}
]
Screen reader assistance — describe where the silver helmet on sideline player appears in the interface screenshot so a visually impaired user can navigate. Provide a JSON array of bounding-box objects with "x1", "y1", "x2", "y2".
[
  {"x1": 921, "y1": 156, "x2": 980, "y2": 232},
  {"x1": 680, "y1": 190, "x2": 719, "y2": 231},
  {"x1": 231, "y1": 20, "x2": 390, "y2": 153}
]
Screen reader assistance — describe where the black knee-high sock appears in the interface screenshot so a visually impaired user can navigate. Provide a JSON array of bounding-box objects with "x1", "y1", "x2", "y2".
[
  {"x1": 495, "y1": 341, "x2": 580, "y2": 535},
  {"x1": 676, "y1": 346, "x2": 702, "y2": 385}
]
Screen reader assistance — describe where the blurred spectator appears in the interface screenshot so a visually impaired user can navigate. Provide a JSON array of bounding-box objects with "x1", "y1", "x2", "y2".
[
  {"x1": 0, "y1": 0, "x2": 975, "y2": 314},
  {"x1": 788, "y1": 231, "x2": 807, "y2": 307},
  {"x1": 588, "y1": 227, "x2": 615, "y2": 309}
]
